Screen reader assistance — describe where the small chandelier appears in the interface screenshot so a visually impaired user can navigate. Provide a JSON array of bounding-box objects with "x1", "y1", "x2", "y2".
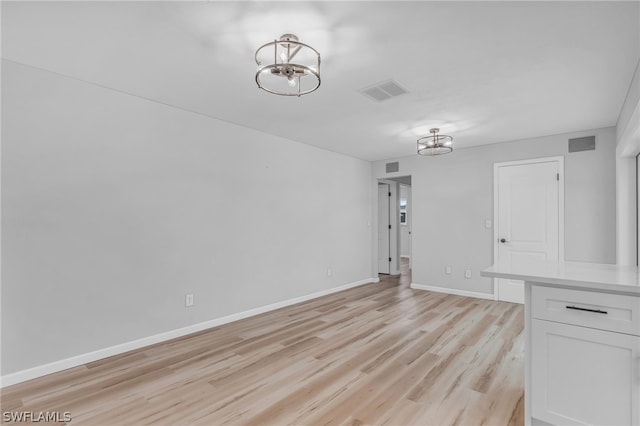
[
  {"x1": 255, "y1": 34, "x2": 321, "y2": 97},
  {"x1": 417, "y1": 128, "x2": 453, "y2": 156}
]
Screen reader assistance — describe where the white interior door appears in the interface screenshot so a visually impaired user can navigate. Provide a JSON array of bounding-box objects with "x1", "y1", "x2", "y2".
[
  {"x1": 495, "y1": 159, "x2": 562, "y2": 303},
  {"x1": 378, "y1": 184, "x2": 390, "y2": 274}
]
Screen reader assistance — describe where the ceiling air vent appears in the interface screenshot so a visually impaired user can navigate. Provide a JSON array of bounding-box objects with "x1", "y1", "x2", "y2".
[
  {"x1": 359, "y1": 80, "x2": 408, "y2": 102},
  {"x1": 568, "y1": 136, "x2": 596, "y2": 153}
]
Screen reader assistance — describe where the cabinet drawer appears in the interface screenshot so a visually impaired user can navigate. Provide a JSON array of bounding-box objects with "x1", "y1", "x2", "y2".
[{"x1": 532, "y1": 285, "x2": 640, "y2": 336}]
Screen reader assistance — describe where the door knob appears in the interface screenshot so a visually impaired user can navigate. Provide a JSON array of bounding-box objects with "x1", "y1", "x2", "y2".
[{"x1": 499, "y1": 238, "x2": 509, "y2": 243}]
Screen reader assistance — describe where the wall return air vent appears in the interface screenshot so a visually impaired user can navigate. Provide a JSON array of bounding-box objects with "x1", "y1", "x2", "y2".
[
  {"x1": 359, "y1": 80, "x2": 408, "y2": 102},
  {"x1": 386, "y1": 162, "x2": 399, "y2": 173},
  {"x1": 568, "y1": 136, "x2": 596, "y2": 153}
]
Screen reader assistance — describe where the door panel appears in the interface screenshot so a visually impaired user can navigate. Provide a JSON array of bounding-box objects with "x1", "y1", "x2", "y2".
[
  {"x1": 378, "y1": 184, "x2": 390, "y2": 274},
  {"x1": 496, "y1": 160, "x2": 560, "y2": 303}
]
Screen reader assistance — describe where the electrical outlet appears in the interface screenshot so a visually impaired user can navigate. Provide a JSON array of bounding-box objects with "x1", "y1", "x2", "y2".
[
  {"x1": 465, "y1": 270, "x2": 472, "y2": 279},
  {"x1": 445, "y1": 266, "x2": 452, "y2": 274},
  {"x1": 484, "y1": 219, "x2": 492, "y2": 228},
  {"x1": 327, "y1": 268, "x2": 332, "y2": 277},
  {"x1": 185, "y1": 293, "x2": 194, "y2": 307}
]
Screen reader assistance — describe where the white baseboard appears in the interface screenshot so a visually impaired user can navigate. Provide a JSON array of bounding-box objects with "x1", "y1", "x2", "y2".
[
  {"x1": 0, "y1": 277, "x2": 378, "y2": 388},
  {"x1": 410, "y1": 283, "x2": 495, "y2": 300}
]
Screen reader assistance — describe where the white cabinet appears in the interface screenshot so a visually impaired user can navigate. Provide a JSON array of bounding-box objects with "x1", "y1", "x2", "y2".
[
  {"x1": 529, "y1": 285, "x2": 640, "y2": 426},
  {"x1": 531, "y1": 319, "x2": 640, "y2": 425}
]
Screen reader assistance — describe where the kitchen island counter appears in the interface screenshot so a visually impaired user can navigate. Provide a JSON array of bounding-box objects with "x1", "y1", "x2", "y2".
[
  {"x1": 482, "y1": 260, "x2": 640, "y2": 426},
  {"x1": 482, "y1": 260, "x2": 639, "y2": 294}
]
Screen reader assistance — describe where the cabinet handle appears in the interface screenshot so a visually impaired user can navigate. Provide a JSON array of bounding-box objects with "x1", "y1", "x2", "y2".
[{"x1": 565, "y1": 305, "x2": 608, "y2": 315}]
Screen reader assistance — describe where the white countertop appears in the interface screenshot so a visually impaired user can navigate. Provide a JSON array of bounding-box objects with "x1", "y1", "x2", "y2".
[{"x1": 481, "y1": 260, "x2": 640, "y2": 295}]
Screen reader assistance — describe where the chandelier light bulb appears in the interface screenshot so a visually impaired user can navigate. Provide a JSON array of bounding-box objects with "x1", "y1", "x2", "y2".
[{"x1": 287, "y1": 76, "x2": 297, "y2": 87}]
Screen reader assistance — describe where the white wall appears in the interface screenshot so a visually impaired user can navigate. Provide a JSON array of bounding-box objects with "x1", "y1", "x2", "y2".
[
  {"x1": 1, "y1": 60, "x2": 373, "y2": 376},
  {"x1": 615, "y1": 59, "x2": 640, "y2": 265},
  {"x1": 373, "y1": 128, "x2": 617, "y2": 296},
  {"x1": 617, "y1": 61, "x2": 640, "y2": 143}
]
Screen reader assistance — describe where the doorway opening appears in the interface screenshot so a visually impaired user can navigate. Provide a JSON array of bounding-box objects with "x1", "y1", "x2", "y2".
[{"x1": 377, "y1": 176, "x2": 412, "y2": 276}]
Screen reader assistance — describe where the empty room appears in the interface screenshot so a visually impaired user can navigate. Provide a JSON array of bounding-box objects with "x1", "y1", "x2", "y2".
[{"x1": 1, "y1": 1, "x2": 639, "y2": 425}]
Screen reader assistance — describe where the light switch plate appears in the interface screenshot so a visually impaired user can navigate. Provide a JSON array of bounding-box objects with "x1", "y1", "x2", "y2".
[{"x1": 185, "y1": 293, "x2": 194, "y2": 307}]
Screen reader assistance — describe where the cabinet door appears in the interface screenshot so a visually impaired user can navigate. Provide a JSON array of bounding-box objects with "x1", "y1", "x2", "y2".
[{"x1": 532, "y1": 319, "x2": 640, "y2": 426}]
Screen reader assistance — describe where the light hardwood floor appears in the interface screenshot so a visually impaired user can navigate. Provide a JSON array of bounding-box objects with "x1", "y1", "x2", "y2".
[{"x1": 1, "y1": 261, "x2": 524, "y2": 425}]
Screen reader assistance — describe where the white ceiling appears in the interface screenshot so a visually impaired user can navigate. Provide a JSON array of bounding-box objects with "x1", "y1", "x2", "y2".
[{"x1": 3, "y1": 1, "x2": 639, "y2": 161}]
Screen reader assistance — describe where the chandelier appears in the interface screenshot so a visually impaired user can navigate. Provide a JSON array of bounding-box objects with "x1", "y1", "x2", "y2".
[
  {"x1": 417, "y1": 128, "x2": 453, "y2": 156},
  {"x1": 255, "y1": 34, "x2": 321, "y2": 97}
]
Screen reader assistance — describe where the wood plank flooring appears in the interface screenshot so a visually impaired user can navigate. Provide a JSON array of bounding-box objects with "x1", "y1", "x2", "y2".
[{"x1": 1, "y1": 262, "x2": 524, "y2": 425}]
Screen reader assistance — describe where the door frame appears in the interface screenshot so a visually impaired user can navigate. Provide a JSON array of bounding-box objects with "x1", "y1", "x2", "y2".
[
  {"x1": 492, "y1": 156, "x2": 565, "y2": 300},
  {"x1": 399, "y1": 183, "x2": 412, "y2": 269}
]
